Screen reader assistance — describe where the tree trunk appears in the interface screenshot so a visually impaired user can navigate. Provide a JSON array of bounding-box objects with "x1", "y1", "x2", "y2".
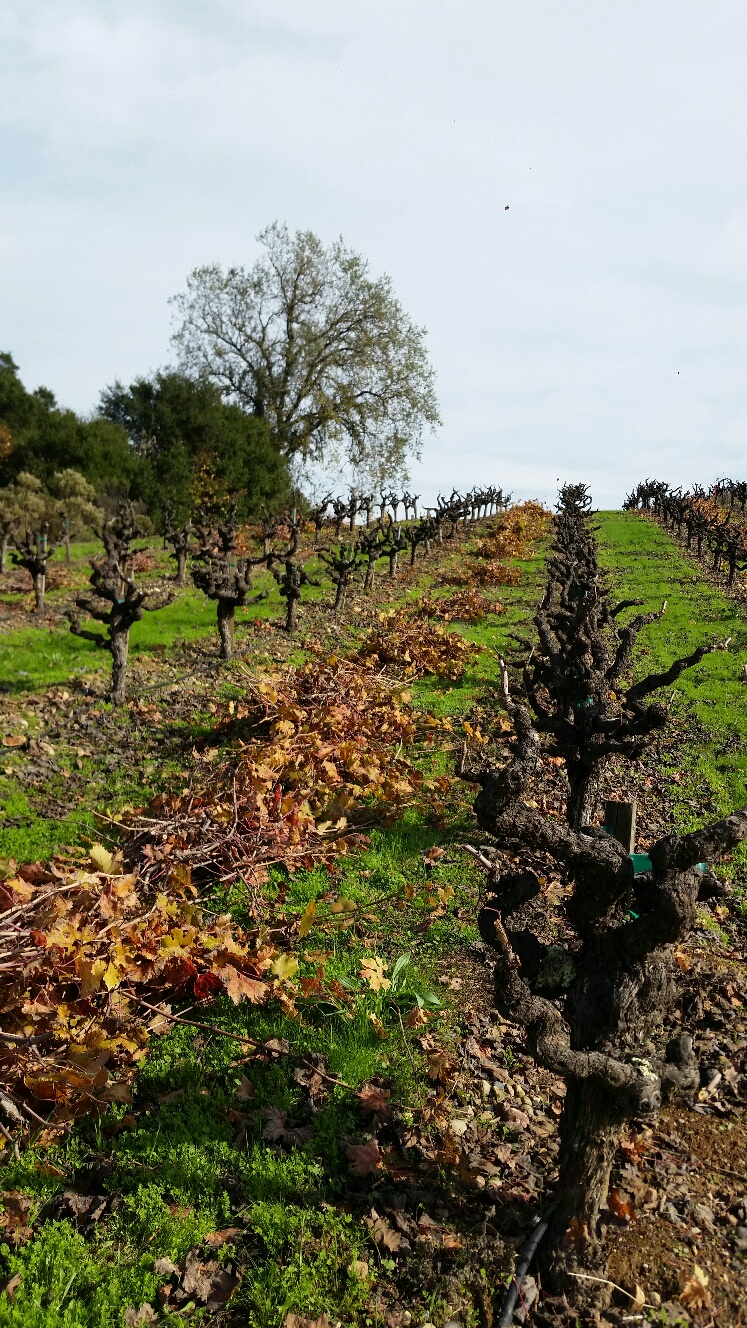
[
  {"x1": 364, "y1": 561, "x2": 375, "y2": 593},
  {"x1": 538, "y1": 1082, "x2": 624, "y2": 1302},
  {"x1": 33, "y1": 571, "x2": 46, "y2": 614},
  {"x1": 217, "y1": 599, "x2": 235, "y2": 659},
  {"x1": 0, "y1": 533, "x2": 9, "y2": 575},
  {"x1": 110, "y1": 629, "x2": 130, "y2": 705},
  {"x1": 388, "y1": 551, "x2": 398, "y2": 578},
  {"x1": 64, "y1": 529, "x2": 71, "y2": 564},
  {"x1": 410, "y1": 544, "x2": 417, "y2": 566},
  {"x1": 333, "y1": 582, "x2": 346, "y2": 611},
  {"x1": 566, "y1": 762, "x2": 600, "y2": 829},
  {"x1": 285, "y1": 596, "x2": 298, "y2": 632},
  {"x1": 176, "y1": 548, "x2": 188, "y2": 586}
]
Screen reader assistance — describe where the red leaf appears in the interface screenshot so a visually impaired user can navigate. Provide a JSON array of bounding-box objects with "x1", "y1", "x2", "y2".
[
  {"x1": 162, "y1": 958, "x2": 198, "y2": 989},
  {"x1": 193, "y1": 971, "x2": 223, "y2": 1002},
  {"x1": 607, "y1": 1188, "x2": 634, "y2": 1222}
]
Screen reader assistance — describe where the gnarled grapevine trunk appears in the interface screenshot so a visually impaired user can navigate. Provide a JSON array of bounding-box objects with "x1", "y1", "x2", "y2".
[
  {"x1": 548, "y1": 1082, "x2": 621, "y2": 1248},
  {"x1": 217, "y1": 600, "x2": 235, "y2": 659},
  {"x1": 110, "y1": 628, "x2": 130, "y2": 705},
  {"x1": 33, "y1": 571, "x2": 46, "y2": 614},
  {"x1": 565, "y1": 761, "x2": 601, "y2": 829},
  {"x1": 176, "y1": 547, "x2": 188, "y2": 586}
]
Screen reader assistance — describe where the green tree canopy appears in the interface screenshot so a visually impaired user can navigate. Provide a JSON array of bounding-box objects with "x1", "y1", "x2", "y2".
[
  {"x1": 98, "y1": 369, "x2": 292, "y2": 524},
  {"x1": 170, "y1": 224, "x2": 441, "y2": 488},
  {"x1": 0, "y1": 353, "x2": 136, "y2": 496}
]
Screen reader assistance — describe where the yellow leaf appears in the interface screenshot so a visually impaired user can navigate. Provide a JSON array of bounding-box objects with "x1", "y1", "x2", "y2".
[
  {"x1": 102, "y1": 962, "x2": 121, "y2": 991},
  {"x1": 360, "y1": 956, "x2": 391, "y2": 992},
  {"x1": 272, "y1": 719, "x2": 296, "y2": 738},
  {"x1": 76, "y1": 957, "x2": 107, "y2": 996},
  {"x1": 330, "y1": 897, "x2": 357, "y2": 914},
  {"x1": 367, "y1": 1011, "x2": 389, "y2": 1039},
  {"x1": 679, "y1": 1264, "x2": 711, "y2": 1311},
  {"x1": 298, "y1": 900, "x2": 318, "y2": 938},
  {"x1": 89, "y1": 843, "x2": 123, "y2": 874},
  {"x1": 271, "y1": 953, "x2": 299, "y2": 981}
]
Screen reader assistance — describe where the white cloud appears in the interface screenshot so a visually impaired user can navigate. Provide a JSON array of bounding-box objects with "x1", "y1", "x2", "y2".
[{"x1": 1, "y1": 0, "x2": 746, "y2": 507}]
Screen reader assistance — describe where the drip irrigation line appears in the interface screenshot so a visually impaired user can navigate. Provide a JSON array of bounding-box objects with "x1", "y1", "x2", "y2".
[{"x1": 497, "y1": 1204, "x2": 556, "y2": 1328}]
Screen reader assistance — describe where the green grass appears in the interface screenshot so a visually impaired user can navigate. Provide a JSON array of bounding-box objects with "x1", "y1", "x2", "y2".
[
  {"x1": 597, "y1": 511, "x2": 747, "y2": 891},
  {"x1": 598, "y1": 512, "x2": 747, "y2": 810}
]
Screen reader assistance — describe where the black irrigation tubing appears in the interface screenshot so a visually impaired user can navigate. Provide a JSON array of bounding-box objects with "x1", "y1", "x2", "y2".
[{"x1": 497, "y1": 1204, "x2": 556, "y2": 1328}]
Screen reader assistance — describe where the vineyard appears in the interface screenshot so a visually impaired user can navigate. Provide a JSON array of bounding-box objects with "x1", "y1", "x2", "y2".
[{"x1": 0, "y1": 485, "x2": 746, "y2": 1328}]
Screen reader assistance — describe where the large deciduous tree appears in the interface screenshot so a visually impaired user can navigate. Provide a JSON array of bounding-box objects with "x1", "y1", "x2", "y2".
[
  {"x1": 170, "y1": 224, "x2": 441, "y2": 485},
  {"x1": 0, "y1": 353, "x2": 135, "y2": 496},
  {"x1": 98, "y1": 369, "x2": 291, "y2": 526}
]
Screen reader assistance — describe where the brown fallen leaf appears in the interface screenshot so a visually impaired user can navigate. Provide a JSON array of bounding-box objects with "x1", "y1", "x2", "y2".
[
  {"x1": 293, "y1": 1053, "x2": 328, "y2": 1100},
  {"x1": 2, "y1": 1272, "x2": 21, "y2": 1301},
  {"x1": 203, "y1": 1227, "x2": 243, "y2": 1249},
  {"x1": 154, "y1": 1257, "x2": 179, "y2": 1277},
  {"x1": 262, "y1": 1037, "x2": 291, "y2": 1056},
  {"x1": 345, "y1": 1137, "x2": 384, "y2": 1176},
  {"x1": 426, "y1": 1048, "x2": 457, "y2": 1081},
  {"x1": 234, "y1": 1074, "x2": 254, "y2": 1102},
  {"x1": 124, "y1": 1307, "x2": 158, "y2": 1326},
  {"x1": 357, "y1": 1081, "x2": 391, "y2": 1115},
  {"x1": 262, "y1": 1107, "x2": 313, "y2": 1148},
  {"x1": 0, "y1": 1192, "x2": 33, "y2": 1246},
  {"x1": 100, "y1": 1081, "x2": 133, "y2": 1104},
  {"x1": 366, "y1": 1210, "x2": 408, "y2": 1253},
  {"x1": 222, "y1": 965, "x2": 268, "y2": 1005},
  {"x1": 1, "y1": 736, "x2": 27, "y2": 748},
  {"x1": 679, "y1": 1263, "x2": 711, "y2": 1311},
  {"x1": 182, "y1": 1250, "x2": 239, "y2": 1308},
  {"x1": 59, "y1": 1191, "x2": 107, "y2": 1226},
  {"x1": 284, "y1": 1314, "x2": 330, "y2": 1328},
  {"x1": 404, "y1": 1006, "x2": 430, "y2": 1028}
]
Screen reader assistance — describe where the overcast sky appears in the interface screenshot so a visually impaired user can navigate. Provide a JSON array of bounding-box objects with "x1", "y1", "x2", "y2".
[{"x1": 1, "y1": 1, "x2": 746, "y2": 507}]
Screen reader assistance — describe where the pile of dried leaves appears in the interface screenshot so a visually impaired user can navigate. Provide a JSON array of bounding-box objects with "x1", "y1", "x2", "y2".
[
  {"x1": 359, "y1": 610, "x2": 480, "y2": 681},
  {"x1": 441, "y1": 501, "x2": 551, "y2": 589},
  {"x1": 0, "y1": 847, "x2": 307, "y2": 1129},
  {"x1": 130, "y1": 654, "x2": 432, "y2": 893},
  {"x1": 410, "y1": 589, "x2": 507, "y2": 625}
]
